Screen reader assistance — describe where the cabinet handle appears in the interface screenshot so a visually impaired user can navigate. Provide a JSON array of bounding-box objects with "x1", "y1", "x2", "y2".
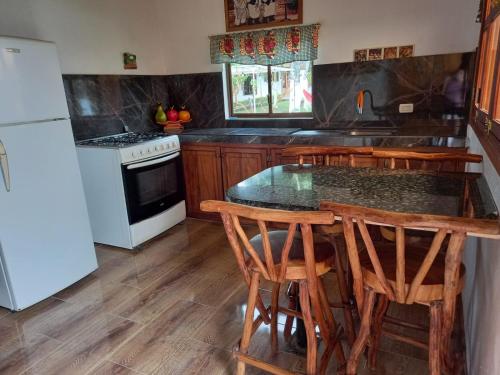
[{"x1": 0, "y1": 139, "x2": 11, "y2": 192}]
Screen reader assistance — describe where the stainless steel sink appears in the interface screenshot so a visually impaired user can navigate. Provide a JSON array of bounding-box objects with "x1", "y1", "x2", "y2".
[
  {"x1": 231, "y1": 128, "x2": 301, "y2": 136},
  {"x1": 292, "y1": 129, "x2": 396, "y2": 136},
  {"x1": 291, "y1": 130, "x2": 344, "y2": 136},
  {"x1": 348, "y1": 129, "x2": 396, "y2": 136}
]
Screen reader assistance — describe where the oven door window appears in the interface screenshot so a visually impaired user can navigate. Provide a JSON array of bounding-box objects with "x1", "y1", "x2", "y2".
[{"x1": 122, "y1": 154, "x2": 184, "y2": 225}]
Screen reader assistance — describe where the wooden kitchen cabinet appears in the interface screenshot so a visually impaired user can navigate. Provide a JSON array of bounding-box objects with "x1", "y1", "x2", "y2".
[
  {"x1": 221, "y1": 146, "x2": 268, "y2": 192},
  {"x1": 182, "y1": 144, "x2": 224, "y2": 219},
  {"x1": 182, "y1": 142, "x2": 468, "y2": 218},
  {"x1": 182, "y1": 144, "x2": 269, "y2": 218}
]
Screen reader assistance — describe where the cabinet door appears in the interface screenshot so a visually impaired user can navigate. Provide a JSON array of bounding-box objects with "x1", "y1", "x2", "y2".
[
  {"x1": 221, "y1": 147, "x2": 268, "y2": 192},
  {"x1": 182, "y1": 145, "x2": 224, "y2": 218}
]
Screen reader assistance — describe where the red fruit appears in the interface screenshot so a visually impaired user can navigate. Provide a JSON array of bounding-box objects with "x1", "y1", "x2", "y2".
[
  {"x1": 167, "y1": 107, "x2": 179, "y2": 122},
  {"x1": 291, "y1": 34, "x2": 300, "y2": 45}
]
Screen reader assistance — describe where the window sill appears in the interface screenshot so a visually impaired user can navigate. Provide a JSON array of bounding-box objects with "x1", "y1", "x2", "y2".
[{"x1": 227, "y1": 116, "x2": 314, "y2": 121}]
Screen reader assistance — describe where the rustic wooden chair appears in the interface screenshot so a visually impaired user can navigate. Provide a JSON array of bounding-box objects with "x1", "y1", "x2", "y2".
[
  {"x1": 372, "y1": 150, "x2": 483, "y2": 243},
  {"x1": 372, "y1": 149, "x2": 483, "y2": 172},
  {"x1": 280, "y1": 145, "x2": 373, "y2": 345},
  {"x1": 282, "y1": 145, "x2": 374, "y2": 167},
  {"x1": 319, "y1": 201, "x2": 499, "y2": 375},
  {"x1": 200, "y1": 200, "x2": 346, "y2": 375}
]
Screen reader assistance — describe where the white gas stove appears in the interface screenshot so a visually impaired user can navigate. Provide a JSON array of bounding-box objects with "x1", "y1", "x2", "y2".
[{"x1": 76, "y1": 132, "x2": 186, "y2": 249}]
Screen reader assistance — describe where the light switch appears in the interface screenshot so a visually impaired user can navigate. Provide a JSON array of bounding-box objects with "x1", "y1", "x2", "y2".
[{"x1": 399, "y1": 103, "x2": 414, "y2": 113}]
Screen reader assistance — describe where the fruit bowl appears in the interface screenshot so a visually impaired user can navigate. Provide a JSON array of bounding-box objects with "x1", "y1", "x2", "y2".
[{"x1": 156, "y1": 119, "x2": 192, "y2": 131}]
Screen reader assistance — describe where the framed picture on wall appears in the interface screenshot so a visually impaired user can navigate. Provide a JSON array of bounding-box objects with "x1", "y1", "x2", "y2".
[
  {"x1": 398, "y1": 45, "x2": 414, "y2": 58},
  {"x1": 225, "y1": 0, "x2": 303, "y2": 32},
  {"x1": 368, "y1": 48, "x2": 383, "y2": 61},
  {"x1": 354, "y1": 49, "x2": 368, "y2": 62},
  {"x1": 383, "y1": 47, "x2": 398, "y2": 59}
]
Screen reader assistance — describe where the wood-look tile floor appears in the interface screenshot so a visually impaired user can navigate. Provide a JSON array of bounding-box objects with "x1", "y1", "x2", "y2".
[{"x1": 0, "y1": 219, "x2": 432, "y2": 374}]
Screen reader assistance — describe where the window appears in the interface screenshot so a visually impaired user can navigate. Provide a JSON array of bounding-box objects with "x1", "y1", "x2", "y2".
[
  {"x1": 227, "y1": 61, "x2": 313, "y2": 118},
  {"x1": 472, "y1": 0, "x2": 500, "y2": 171}
]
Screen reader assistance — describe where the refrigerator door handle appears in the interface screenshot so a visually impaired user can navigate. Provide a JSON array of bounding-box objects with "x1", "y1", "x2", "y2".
[{"x1": 0, "y1": 140, "x2": 11, "y2": 192}]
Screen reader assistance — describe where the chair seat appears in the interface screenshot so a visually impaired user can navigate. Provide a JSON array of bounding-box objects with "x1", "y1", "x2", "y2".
[
  {"x1": 360, "y1": 242, "x2": 466, "y2": 304},
  {"x1": 249, "y1": 231, "x2": 335, "y2": 280}
]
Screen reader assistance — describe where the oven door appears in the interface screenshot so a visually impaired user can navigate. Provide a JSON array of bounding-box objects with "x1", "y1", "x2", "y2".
[{"x1": 122, "y1": 152, "x2": 184, "y2": 225}]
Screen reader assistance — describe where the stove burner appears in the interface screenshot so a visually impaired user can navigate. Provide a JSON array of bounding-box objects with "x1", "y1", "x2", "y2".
[{"x1": 77, "y1": 133, "x2": 167, "y2": 148}]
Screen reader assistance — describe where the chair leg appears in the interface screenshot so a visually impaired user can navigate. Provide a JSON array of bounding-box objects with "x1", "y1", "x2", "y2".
[
  {"x1": 299, "y1": 280, "x2": 318, "y2": 375},
  {"x1": 347, "y1": 288, "x2": 376, "y2": 375},
  {"x1": 429, "y1": 301, "x2": 443, "y2": 375},
  {"x1": 271, "y1": 282, "x2": 281, "y2": 353},
  {"x1": 368, "y1": 294, "x2": 389, "y2": 370},
  {"x1": 318, "y1": 277, "x2": 346, "y2": 373},
  {"x1": 332, "y1": 235, "x2": 357, "y2": 346},
  {"x1": 236, "y1": 271, "x2": 261, "y2": 375},
  {"x1": 284, "y1": 281, "x2": 298, "y2": 342}
]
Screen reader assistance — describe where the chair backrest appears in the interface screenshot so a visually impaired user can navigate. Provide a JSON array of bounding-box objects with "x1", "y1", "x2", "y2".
[
  {"x1": 319, "y1": 201, "x2": 499, "y2": 307},
  {"x1": 282, "y1": 146, "x2": 373, "y2": 167},
  {"x1": 372, "y1": 150, "x2": 483, "y2": 172},
  {"x1": 200, "y1": 200, "x2": 335, "y2": 283}
]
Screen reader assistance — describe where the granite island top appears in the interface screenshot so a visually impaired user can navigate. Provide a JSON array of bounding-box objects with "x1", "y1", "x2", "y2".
[
  {"x1": 226, "y1": 165, "x2": 498, "y2": 220},
  {"x1": 178, "y1": 119, "x2": 466, "y2": 148}
]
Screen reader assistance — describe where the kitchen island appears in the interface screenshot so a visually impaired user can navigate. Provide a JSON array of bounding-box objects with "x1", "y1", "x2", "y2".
[{"x1": 179, "y1": 120, "x2": 470, "y2": 218}]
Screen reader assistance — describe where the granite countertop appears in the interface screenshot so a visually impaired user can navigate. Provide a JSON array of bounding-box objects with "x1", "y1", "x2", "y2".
[
  {"x1": 178, "y1": 119, "x2": 466, "y2": 148},
  {"x1": 226, "y1": 165, "x2": 498, "y2": 219}
]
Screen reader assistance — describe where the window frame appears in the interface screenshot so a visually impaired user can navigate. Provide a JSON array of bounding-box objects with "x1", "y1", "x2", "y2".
[
  {"x1": 471, "y1": 0, "x2": 500, "y2": 172},
  {"x1": 226, "y1": 62, "x2": 314, "y2": 119}
]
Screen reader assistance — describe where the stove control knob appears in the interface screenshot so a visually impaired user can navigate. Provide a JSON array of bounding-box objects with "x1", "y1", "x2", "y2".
[
  {"x1": 155, "y1": 146, "x2": 159, "y2": 151},
  {"x1": 165, "y1": 144, "x2": 170, "y2": 149},
  {"x1": 147, "y1": 148, "x2": 151, "y2": 153},
  {"x1": 139, "y1": 150, "x2": 143, "y2": 155},
  {"x1": 131, "y1": 151, "x2": 136, "y2": 158}
]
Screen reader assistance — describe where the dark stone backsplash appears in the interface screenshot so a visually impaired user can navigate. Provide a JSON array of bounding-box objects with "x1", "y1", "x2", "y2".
[{"x1": 64, "y1": 52, "x2": 473, "y2": 140}]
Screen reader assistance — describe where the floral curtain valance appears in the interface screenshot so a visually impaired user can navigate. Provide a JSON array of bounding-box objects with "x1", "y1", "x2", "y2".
[{"x1": 210, "y1": 23, "x2": 320, "y2": 66}]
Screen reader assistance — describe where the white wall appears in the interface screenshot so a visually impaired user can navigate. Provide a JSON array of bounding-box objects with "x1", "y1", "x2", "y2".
[
  {"x1": 0, "y1": 0, "x2": 167, "y2": 74},
  {"x1": 0, "y1": 0, "x2": 481, "y2": 75},
  {"x1": 157, "y1": 0, "x2": 481, "y2": 74},
  {"x1": 462, "y1": 126, "x2": 500, "y2": 374}
]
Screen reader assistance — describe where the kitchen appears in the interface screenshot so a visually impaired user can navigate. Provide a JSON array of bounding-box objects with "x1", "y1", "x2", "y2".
[{"x1": 0, "y1": 0, "x2": 499, "y2": 374}]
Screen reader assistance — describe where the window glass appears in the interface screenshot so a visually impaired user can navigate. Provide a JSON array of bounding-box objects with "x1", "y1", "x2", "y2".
[
  {"x1": 271, "y1": 61, "x2": 313, "y2": 114},
  {"x1": 230, "y1": 64, "x2": 269, "y2": 114},
  {"x1": 228, "y1": 61, "x2": 313, "y2": 117}
]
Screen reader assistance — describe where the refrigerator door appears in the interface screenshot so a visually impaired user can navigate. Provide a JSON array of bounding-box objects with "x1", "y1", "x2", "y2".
[
  {"x1": 0, "y1": 37, "x2": 69, "y2": 125},
  {"x1": 0, "y1": 119, "x2": 97, "y2": 310}
]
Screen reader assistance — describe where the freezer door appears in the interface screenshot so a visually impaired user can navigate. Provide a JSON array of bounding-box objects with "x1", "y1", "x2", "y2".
[
  {"x1": 0, "y1": 37, "x2": 69, "y2": 125},
  {"x1": 0, "y1": 119, "x2": 97, "y2": 310}
]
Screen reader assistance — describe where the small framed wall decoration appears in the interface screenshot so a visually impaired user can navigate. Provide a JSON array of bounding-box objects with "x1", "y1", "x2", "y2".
[
  {"x1": 383, "y1": 46, "x2": 398, "y2": 59},
  {"x1": 398, "y1": 45, "x2": 414, "y2": 58},
  {"x1": 123, "y1": 53, "x2": 137, "y2": 69},
  {"x1": 368, "y1": 48, "x2": 383, "y2": 61},
  {"x1": 354, "y1": 45, "x2": 415, "y2": 62},
  {"x1": 354, "y1": 49, "x2": 368, "y2": 62},
  {"x1": 225, "y1": 0, "x2": 303, "y2": 32}
]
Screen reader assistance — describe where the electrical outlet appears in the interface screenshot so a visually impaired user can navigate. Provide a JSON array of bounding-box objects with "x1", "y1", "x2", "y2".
[{"x1": 399, "y1": 103, "x2": 414, "y2": 113}]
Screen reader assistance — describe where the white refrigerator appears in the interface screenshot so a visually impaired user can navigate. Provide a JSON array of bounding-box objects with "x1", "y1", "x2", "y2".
[{"x1": 0, "y1": 36, "x2": 98, "y2": 311}]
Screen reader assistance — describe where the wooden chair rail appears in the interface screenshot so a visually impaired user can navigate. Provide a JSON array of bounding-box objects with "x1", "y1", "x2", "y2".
[
  {"x1": 200, "y1": 200, "x2": 334, "y2": 225},
  {"x1": 372, "y1": 150, "x2": 483, "y2": 163},
  {"x1": 282, "y1": 146, "x2": 373, "y2": 167},
  {"x1": 321, "y1": 201, "x2": 500, "y2": 236},
  {"x1": 372, "y1": 150, "x2": 483, "y2": 171}
]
